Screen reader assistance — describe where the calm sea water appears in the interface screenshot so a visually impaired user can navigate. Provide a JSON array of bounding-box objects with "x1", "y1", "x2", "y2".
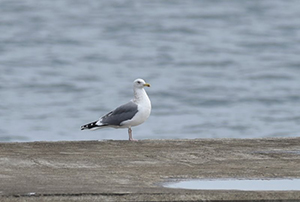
[{"x1": 1, "y1": 0, "x2": 300, "y2": 142}]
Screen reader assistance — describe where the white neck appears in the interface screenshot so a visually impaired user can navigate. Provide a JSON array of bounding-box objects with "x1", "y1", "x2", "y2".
[{"x1": 133, "y1": 88, "x2": 148, "y2": 103}]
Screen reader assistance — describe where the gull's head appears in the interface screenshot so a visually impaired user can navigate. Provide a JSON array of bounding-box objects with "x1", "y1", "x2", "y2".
[{"x1": 133, "y1": 78, "x2": 151, "y2": 89}]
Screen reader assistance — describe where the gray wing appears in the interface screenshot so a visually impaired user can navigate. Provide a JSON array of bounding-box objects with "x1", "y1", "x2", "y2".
[{"x1": 100, "y1": 101, "x2": 138, "y2": 126}]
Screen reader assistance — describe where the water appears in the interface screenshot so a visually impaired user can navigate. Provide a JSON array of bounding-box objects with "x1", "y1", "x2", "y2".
[
  {"x1": 165, "y1": 179, "x2": 300, "y2": 191},
  {"x1": 1, "y1": 0, "x2": 300, "y2": 142}
]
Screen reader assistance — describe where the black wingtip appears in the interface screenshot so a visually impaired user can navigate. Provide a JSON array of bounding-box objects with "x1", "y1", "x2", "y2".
[{"x1": 81, "y1": 121, "x2": 98, "y2": 130}]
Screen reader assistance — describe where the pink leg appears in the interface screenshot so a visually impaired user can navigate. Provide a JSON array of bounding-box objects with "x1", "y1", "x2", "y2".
[{"x1": 128, "y1": 128, "x2": 138, "y2": 141}]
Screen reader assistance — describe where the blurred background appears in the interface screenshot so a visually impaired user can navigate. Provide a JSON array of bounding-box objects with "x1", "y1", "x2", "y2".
[{"x1": 1, "y1": 0, "x2": 300, "y2": 142}]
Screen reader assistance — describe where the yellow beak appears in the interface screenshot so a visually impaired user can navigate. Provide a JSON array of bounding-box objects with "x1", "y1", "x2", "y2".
[{"x1": 143, "y1": 83, "x2": 151, "y2": 87}]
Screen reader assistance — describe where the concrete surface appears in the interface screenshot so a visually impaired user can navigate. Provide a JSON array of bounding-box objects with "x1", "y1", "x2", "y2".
[{"x1": 1, "y1": 138, "x2": 300, "y2": 201}]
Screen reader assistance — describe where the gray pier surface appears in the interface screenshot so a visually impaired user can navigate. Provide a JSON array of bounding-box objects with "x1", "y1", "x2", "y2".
[{"x1": 1, "y1": 138, "x2": 300, "y2": 201}]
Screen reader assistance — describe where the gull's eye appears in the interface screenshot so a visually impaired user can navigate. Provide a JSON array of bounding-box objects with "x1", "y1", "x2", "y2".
[{"x1": 137, "y1": 81, "x2": 141, "y2": 84}]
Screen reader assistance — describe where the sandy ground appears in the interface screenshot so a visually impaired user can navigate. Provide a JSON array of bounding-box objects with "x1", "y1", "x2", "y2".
[{"x1": 1, "y1": 138, "x2": 300, "y2": 201}]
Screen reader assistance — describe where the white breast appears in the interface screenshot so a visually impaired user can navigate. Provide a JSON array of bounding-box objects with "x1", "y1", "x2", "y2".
[{"x1": 121, "y1": 88, "x2": 151, "y2": 128}]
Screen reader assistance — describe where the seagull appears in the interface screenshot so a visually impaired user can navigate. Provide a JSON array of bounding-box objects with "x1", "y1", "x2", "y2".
[{"x1": 81, "y1": 78, "x2": 151, "y2": 141}]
